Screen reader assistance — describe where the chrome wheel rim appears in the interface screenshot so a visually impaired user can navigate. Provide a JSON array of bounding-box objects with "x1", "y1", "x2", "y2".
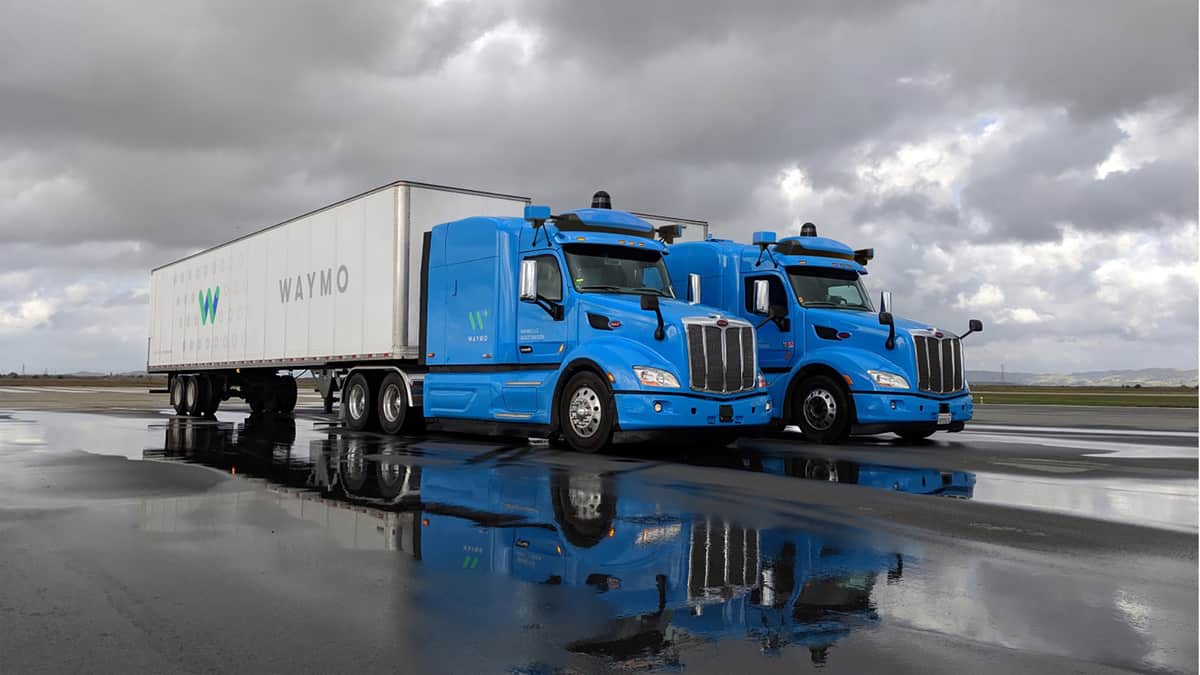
[
  {"x1": 567, "y1": 474, "x2": 603, "y2": 521},
  {"x1": 381, "y1": 384, "x2": 403, "y2": 423},
  {"x1": 568, "y1": 386, "x2": 602, "y2": 438},
  {"x1": 170, "y1": 380, "x2": 182, "y2": 408},
  {"x1": 347, "y1": 383, "x2": 367, "y2": 421},
  {"x1": 186, "y1": 379, "x2": 198, "y2": 410},
  {"x1": 803, "y1": 388, "x2": 838, "y2": 431},
  {"x1": 343, "y1": 440, "x2": 366, "y2": 488}
]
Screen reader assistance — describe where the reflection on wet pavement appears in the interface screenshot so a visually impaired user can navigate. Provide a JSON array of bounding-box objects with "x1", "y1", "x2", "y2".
[
  {"x1": 1, "y1": 409, "x2": 1195, "y2": 673},
  {"x1": 147, "y1": 415, "x2": 909, "y2": 668}
]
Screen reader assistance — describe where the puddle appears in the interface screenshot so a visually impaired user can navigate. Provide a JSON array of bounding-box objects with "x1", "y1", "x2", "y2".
[{"x1": 0, "y1": 409, "x2": 1195, "y2": 672}]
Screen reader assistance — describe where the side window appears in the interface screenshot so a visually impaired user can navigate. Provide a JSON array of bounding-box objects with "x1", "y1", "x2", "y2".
[
  {"x1": 534, "y1": 255, "x2": 563, "y2": 302},
  {"x1": 744, "y1": 275, "x2": 788, "y2": 315}
]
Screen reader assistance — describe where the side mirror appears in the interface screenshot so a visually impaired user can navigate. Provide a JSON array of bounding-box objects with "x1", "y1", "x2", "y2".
[
  {"x1": 688, "y1": 273, "x2": 702, "y2": 305},
  {"x1": 880, "y1": 290, "x2": 892, "y2": 315},
  {"x1": 878, "y1": 311, "x2": 896, "y2": 350},
  {"x1": 961, "y1": 319, "x2": 983, "y2": 339},
  {"x1": 640, "y1": 293, "x2": 665, "y2": 340},
  {"x1": 519, "y1": 259, "x2": 537, "y2": 301},
  {"x1": 753, "y1": 279, "x2": 770, "y2": 314}
]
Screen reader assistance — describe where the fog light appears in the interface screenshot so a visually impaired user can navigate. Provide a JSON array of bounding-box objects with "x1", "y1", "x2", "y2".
[
  {"x1": 890, "y1": 401, "x2": 897, "y2": 410},
  {"x1": 653, "y1": 402, "x2": 663, "y2": 413},
  {"x1": 765, "y1": 401, "x2": 772, "y2": 412}
]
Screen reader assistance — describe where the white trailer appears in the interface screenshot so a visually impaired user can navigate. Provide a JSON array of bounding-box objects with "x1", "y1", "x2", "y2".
[
  {"x1": 147, "y1": 180, "x2": 709, "y2": 420},
  {"x1": 148, "y1": 181, "x2": 529, "y2": 415}
]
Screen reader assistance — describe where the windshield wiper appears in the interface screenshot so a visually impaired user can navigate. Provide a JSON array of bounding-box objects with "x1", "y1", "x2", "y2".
[
  {"x1": 578, "y1": 285, "x2": 670, "y2": 297},
  {"x1": 802, "y1": 301, "x2": 871, "y2": 310}
]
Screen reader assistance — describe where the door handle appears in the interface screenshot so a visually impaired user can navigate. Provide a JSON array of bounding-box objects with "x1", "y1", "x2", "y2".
[{"x1": 519, "y1": 345, "x2": 533, "y2": 354}]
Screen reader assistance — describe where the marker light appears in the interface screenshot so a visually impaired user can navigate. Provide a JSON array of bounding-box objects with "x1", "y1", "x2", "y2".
[
  {"x1": 867, "y1": 370, "x2": 910, "y2": 389},
  {"x1": 632, "y1": 366, "x2": 680, "y2": 388},
  {"x1": 757, "y1": 372, "x2": 768, "y2": 389}
]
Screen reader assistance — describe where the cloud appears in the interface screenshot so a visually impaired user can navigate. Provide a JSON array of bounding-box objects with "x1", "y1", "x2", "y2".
[
  {"x1": 0, "y1": 296, "x2": 55, "y2": 335},
  {"x1": 0, "y1": 0, "x2": 1195, "y2": 372}
]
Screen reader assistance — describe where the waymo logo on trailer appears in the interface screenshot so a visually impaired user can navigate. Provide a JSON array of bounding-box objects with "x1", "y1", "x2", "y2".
[{"x1": 198, "y1": 287, "x2": 220, "y2": 325}]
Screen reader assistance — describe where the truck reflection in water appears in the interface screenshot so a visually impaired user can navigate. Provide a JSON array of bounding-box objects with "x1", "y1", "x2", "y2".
[{"x1": 150, "y1": 416, "x2": 970, "y2": 668}]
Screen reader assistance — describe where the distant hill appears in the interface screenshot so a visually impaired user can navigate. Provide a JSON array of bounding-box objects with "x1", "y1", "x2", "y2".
[{"x1": 967, "y1": 368, "x2": 1198, "y2": 387}]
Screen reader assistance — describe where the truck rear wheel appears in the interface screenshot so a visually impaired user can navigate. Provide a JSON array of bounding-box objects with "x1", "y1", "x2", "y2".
[
  {"x1": 342, "y1": 372, "x2": 376, "y2": 431},
  {"x1": 793, "y1": 375, "x2": 851, "y2": 443},
  {"x1": 200, "y1": 375, "x2": 221, "y2": 416},
  {"x1": 377, "y1": 372, "x2": 409, "y2": 435},
  {"x1": 170, "y1": 377, "x2": 187, "y2": 415},
  {"x1": 558, "y1": 371, "x2": 614, "y2": 453}
]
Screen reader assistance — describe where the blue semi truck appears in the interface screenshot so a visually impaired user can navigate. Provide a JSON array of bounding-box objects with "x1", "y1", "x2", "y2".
[
  {"x1": 149, "y1": 182, "x2": 771, "y2": 453},
  {"x1": 666, "y1": 224, "x2": 983, "y2": 442}
]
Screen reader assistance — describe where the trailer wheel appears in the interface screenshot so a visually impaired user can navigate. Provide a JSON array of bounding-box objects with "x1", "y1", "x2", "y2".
[
  {"x1": 558, "y1": 371, "x2": 614, "y2": 453},
  {"x1": 342, "y1": 372, "x2": 375, "y2": 431},
  {"x1": 184, "y1": 376, "x2": 209, "y2": 417},
  {"x1": 377, "y1": 372, "x2": 409, "y2": 435},
  {"x1": 170, "y1": 377, "x2": 187, "y2": 415},
  {"x1": 793, "y1": 375, "x2": 851, "y2": 443},
  {"x1": 275, "y1": 375, "x2": 297, "y2": 414}
]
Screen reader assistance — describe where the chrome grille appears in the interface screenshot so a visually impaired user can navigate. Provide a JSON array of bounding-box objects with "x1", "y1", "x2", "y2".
[
  {"x1": 685, "y1": 318, "x2": 757, "y2": 393},
  {"x1": 912, "y1": 331, "x2": 964, "y2": 393},
  {"x1": 687, "y1": 518, "x2": 760, "y2": 602}
]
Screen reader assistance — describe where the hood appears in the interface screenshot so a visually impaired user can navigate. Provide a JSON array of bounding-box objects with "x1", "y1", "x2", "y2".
[
  {"x1": 803, "y1": 308, "x2": 946, "y2": 337},
  {"x1": 580, "y1": 292, "x2": 736, "y2": 327}
]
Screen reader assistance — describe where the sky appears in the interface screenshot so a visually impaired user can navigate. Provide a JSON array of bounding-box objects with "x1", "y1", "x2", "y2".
[{"x1": 0, "y1": 0, "x2": 1196, "y2": 374}]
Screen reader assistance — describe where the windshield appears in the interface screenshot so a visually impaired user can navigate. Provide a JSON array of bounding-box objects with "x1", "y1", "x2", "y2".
[
  {"x1": 787, "y1": 266, "x2": 873, "y2": 310},
  {"x1": 563, "y1": 244, "x2": 674, "y2": 297}
]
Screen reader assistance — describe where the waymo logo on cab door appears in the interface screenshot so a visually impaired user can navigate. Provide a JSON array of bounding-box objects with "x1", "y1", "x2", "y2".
[{"x1": 198, "y1": 287, "x2": 220, "y2": 325}]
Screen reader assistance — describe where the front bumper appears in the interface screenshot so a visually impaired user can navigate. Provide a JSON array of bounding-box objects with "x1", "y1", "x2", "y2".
[
  {"x1": 613, "y1": 390, "x2": 773, "y2": 431},
  {"x1": 851, "y1": 390, "x2": 973, "y2": 432}
]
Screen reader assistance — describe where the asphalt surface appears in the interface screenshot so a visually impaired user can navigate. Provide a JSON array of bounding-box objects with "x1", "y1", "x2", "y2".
[{"x1": 0, "y1": 388, "x2": 1196, "y2": 674}]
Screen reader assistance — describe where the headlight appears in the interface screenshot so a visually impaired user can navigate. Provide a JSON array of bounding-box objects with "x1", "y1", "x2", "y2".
[
  {"x1": 867, "y1": 370, "x2": 910, "y2": 389},
  {"x1": 632, "y1": 366, "x2": 680, "y2": 388}
]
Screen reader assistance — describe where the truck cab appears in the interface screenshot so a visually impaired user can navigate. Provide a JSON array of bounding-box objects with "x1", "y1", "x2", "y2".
[
  {"x1": 666, "y1": 225, "x2": 981, "y2": 442},
  {"x1": 416, "y1": 195, "x2": 773, "y2": 452}
]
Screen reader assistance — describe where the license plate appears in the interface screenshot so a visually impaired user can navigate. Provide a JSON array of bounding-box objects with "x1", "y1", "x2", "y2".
[{"x1": 937, "y1": 412, "x2": 952, "y2": 425}]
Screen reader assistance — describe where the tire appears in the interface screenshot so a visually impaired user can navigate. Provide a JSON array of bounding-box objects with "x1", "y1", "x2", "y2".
[
  {"x1": 558, "y1": 371, "x2": 614, "y2": 453},
  {"x1": 376, "y1": 372, "x2": 409, "y2": 435},
  {"x1": 550, "y1": 471, "x2": 616, "y2": 548},
  {"x1": 342, "y1": 372, "x2": 375, "y2": 432},
  {"x1": 200, "y1": 375, "x2": 222, "y2": 416},
  {"x1": 896, "y1": 428, "x2": 936, "y2": 442},
  {"x1": 793, "y1": 375, "x2": 851, "y2": 443},
  {"x1": 275, "y1": 375, "x2": 297, "y2": 414},
  {"x1": 170, "y1": 377, "x2": 187, "y2": 415},
  {"x1": 183, "y1": 376, "x2": 208, "y2": 417}
]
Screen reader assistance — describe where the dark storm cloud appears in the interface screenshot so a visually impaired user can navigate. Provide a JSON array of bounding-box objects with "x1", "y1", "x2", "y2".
[{"x1": 0, "y1": 0, "x2": 1195, "y2": 371}]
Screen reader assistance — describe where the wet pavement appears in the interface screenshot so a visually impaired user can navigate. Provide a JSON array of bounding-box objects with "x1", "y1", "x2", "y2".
[{"x1": 0, "y1": 403, "x2": 1196, "y2": 674}]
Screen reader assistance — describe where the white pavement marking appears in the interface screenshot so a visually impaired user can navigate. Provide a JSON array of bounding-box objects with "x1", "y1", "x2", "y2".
[
  {"x1": 964, "y1": 432, "x2": 1199, "y2": 459},
  {"x1": 968, "y1": 424, "x2": 1197, "y2": 438}
]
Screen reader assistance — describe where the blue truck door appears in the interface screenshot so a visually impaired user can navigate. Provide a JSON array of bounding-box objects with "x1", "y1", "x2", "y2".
[
  {"x1": 743, "y1": 274, "x2": 793, "y2": 370},
  {"x1": 516, "y1": 254, "x2": 568, "y2": 364}
]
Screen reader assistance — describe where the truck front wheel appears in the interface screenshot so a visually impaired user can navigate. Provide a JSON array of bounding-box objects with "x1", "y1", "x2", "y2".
[
  {"x1": 342, "y1": 373, "x2": 376, "y2": 431},
  {"x1": 793, "y1": 375, "x2": 851, "y2": 443},
  {"x1": 559, "y1": 371, "x2": 614, "y2": 453}
]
